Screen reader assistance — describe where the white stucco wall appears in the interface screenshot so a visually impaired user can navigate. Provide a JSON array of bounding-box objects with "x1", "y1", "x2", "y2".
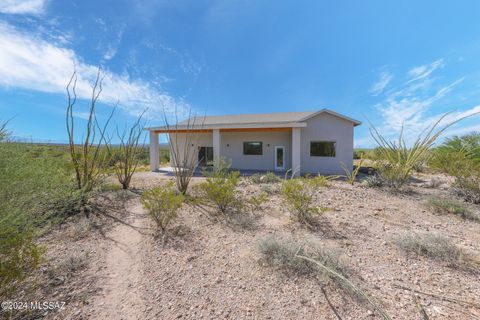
[{"x1": 300, "y1": 113, "x2": 354, "y2": 175}]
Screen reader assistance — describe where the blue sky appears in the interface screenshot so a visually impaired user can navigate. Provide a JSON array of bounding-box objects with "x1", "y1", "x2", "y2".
[{"x1": 1, "y1": 0, "x2": 480, "y2": 146}]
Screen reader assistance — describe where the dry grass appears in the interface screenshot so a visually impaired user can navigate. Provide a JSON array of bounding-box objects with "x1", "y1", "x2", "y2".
[
  {"x1": 426, "y1": 197, "x2": 479, "y2": 222},
  {"x1": 393, "y1": 232, "x2": 464, "y2": 267}
]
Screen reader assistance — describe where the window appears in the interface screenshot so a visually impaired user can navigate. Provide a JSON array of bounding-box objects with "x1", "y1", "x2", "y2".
[
  {"x1": 243, "y1": 141, "x2": 263, "y2": 155},
  {"x1": 310, "y1": 141, "x2": 336, "y2": 157}
]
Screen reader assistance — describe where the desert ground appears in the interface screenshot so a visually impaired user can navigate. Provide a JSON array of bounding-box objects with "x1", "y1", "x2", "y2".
[{"x1": 18, "y1": 171, "x2": 480, "y2": 320}]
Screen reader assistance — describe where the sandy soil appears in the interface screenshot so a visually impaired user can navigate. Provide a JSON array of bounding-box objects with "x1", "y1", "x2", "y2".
[{"x1": 17, "y1": 171, "x2": 480, "y2": 320}]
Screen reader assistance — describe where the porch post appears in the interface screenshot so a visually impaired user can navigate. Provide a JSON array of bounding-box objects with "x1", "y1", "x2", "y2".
[
  {"x1": 149, "y1": 131, "x2": 159, "y2": 171},
  {"x1": 292, "y1": 128, "x2": 301, "y2": 176},
  {"x1": 213, "y1": 129, "x2": 221, "y2": 164}
]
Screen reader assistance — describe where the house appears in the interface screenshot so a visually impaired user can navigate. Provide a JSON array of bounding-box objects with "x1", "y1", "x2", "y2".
[{"x1": 146, "y1": 109, "x2": 361, "y2": 175}]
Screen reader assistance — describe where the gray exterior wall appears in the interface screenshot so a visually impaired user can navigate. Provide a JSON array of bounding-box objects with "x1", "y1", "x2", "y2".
[
  {"x1": 300, "y1": 112, "x2": 354, "y2": 174},
  {"x1": 220, "y1": 131, "x2": 291, "y2": 171},
  {"x1": 168, "y1": 112, "x2": 355, "y2": 174}
]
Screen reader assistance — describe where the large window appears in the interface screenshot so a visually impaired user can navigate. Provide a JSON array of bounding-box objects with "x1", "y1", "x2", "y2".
[
  {"x1": 243, "y1": 141, "x2": 263, "y2": 155},
  {"x1": 310, "y1": 141, "x2": 336, "y2": 157}
]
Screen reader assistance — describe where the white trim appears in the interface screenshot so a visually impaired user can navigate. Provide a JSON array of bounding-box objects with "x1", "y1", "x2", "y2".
[
  {"x1": 274, "y1": 146, "x2": 286, "y2": 171},
  {"x1": 145, "y1": 121, "x2": 307, "y2": 131},
  {"x1": 298, "y1": 108, "x2": 361, "y2": 126}
]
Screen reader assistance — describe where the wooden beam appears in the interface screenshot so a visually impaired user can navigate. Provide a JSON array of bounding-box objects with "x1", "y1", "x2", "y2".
[
  {"x1": 154, "y1": 129, "x2": 213, "y2": 133},
  {"x1": 220, "y1": 127, "x2": 292, "y2": 132}
]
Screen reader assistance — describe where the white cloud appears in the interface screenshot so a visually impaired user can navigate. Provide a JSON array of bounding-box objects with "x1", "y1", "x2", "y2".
[
  {"x1": 0, "y1": 0, "x2": 46, "y2": 15},
  {"x1": 406, "y1": 58, "x2": 444, "y2": 84},
  {"x1": 0, "y1": 23, "x2": 190, "y2": 120},
  {"x1": 371, "y1": 70, "x2": 393, "y2": 96}
]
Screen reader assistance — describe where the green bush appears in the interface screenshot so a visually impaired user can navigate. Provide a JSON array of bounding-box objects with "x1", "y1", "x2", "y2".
[
  {"x1": 247, "y1": 192, "x2": 268, "y2": 211},
  {"x1": 281, "y1": 177, "x2": 324, "y2": 223},
  {"x1": 199, "y1": 160, "x2": 241, "y2": 214},
  {"x1": 426, "y1": 197, "x2": 478, "y2": 221},
  {"x1": 141, "y1": 182, "x2": 184, "y2": 232},
  {"x1": 430, "y1": 132, "x2": 480, "y2": 203},
  {"x1": 0, "y1": 223, "x2": 43, "y2": 299},
  {"x1": 369, "y1": 114, "x2": 476, "y2": 188}
]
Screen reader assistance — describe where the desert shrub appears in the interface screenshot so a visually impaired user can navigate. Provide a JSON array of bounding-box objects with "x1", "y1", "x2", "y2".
[
  {"x1": 393, "y1": 232, "x2": 464, "y2": 266},
  {"x1": 141, "y1": 182, "x2": 185, "y2": 232},
  {"x1": 247, "y1": 192, "x2": 268, "y2": 211},
  {"x1": 0, "y1": 223, "x2": 43, "y2": 299},
  {"x1": 426, "y1": 197, "x2": 478, "y2": 221},
  {"x1": 199, "y1": 160, "x2": 241, "y2": 214},
  {"x1": 430, "y1": 132, "x2": 480, "y2": 203},
  {"x1": 362, "y1": 174, "x2": 383, "y2": 188},
  {"x1": 60, "y1": 252, "x2": 89, "y2": 274},
  {"x1": 341, "y1": 160, "x2": 363, "y2": 185},
  {"x1": 369, "y1": 113, "x2": 477, "y2": 188},
  {"x1": 281, "y1": 177, "x2": 325, "y2": 223},
  {"x1": 258, "y1": 236, "x2": 391, "y2": 319},
  {"x1": 250, "y1": 172, "x2": 281, "y2": 184},
  {"x1": 260, "y1": 184, "x2": 280, "y2": 195}
]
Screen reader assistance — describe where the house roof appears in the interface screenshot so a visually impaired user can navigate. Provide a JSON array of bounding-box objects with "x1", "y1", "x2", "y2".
[{"x1": 146, "y1": 108, "x2": 361, "y2": 131}]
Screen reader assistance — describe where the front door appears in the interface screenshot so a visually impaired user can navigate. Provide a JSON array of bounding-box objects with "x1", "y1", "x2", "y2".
[
  {"x1": 198, "y1": 146, "x2": 214, "y2": 167},
  {"x1": 274, "y1": 146, "x2": 285, "y2": 171}
]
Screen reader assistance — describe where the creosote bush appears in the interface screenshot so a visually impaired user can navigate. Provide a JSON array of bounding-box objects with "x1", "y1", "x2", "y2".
[
  {"x1": 426, "y1": 197, "x2": 479, "y2": 222},
  {"x1": 281, "y1": 176, "x2": 327, "y2": 223},
  {"x1": 393, "y1": 232, "x2": 464, "y2": 267},
  {"x1": 141, "y1": 182, "x2": 184, "y2": 232},
  {"x1": 199, "y1": 159, "x2": 241, "y2": 214}
]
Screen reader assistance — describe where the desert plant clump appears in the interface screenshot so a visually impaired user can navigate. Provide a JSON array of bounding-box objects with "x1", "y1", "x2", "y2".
[
  {"x1": 425, "y1": 197, "x2": 479, "y2": 222},
  {"x1": 341, "y1": 159, "x2": 364, "y2": 185},
  {"x1": 247, "y1": 192, "x2": 268, "y2": 212},
  {"x1": 369, "y1": 112, "x2": 479, "y2": 188},
  {"x1": 257, "y1": 236, "x2": 391, "y2": 320},
  {"x1": 199, "y1": 159, "x2": 242, "y2": 214},
  {"x1": 281, "y1": 177, "x2": 326, "y2": 223},
  {"x1": 250, "y1": 172, "x2": 281, "y2": 184},
  {"x1": 430, "y1": 132, "x2": 480, "y2": 203},
  {"x1": 141, "y1": 182, "x2": 185, "y2": 233},
  {"x1": 393, "y1": 232, "x2": 464, "y2": 266},
  {"x1": 108, "y1": 112, "x2": 146, "y2": 190},
  {"x1": 362, "y1": 174, "x2": 384, "y2": 188}
]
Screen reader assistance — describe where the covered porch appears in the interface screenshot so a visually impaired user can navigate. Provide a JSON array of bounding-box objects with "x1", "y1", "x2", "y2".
[{"x1": 148, "y1": 125, "x2": 303, "y2": 176}]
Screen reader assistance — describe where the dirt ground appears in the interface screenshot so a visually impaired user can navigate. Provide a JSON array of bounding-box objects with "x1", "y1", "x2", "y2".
[{"x1": 15, "y1": 171, "x2": 480, "y2": 320}]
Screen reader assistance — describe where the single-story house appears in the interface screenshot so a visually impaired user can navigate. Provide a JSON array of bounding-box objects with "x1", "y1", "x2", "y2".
[{"x1": 146, "y1": 109, "x2": 361, "y2": 175}]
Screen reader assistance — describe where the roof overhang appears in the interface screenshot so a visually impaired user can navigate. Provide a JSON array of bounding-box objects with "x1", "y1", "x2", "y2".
[
  {"x1": 299, "y1": 108, "x2": 362, "y2": 126},
  {"x1": 145, "y1": 121, "x2": 307, "y2": 132}
]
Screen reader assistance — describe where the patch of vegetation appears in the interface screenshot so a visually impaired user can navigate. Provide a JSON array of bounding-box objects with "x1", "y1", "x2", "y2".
[
  {"x1": 362, "y1": 174, "x2": 384, "y2": 188},
  {"x1": 426, "y1": 197, "x2": 478, "y2": 222},
  {"x1": 341, "y1": 160, "x2": 363, "y2": 185},
  {"x1": 430, "y1": 133, "x2": 480, "y2": 203},
  {"x1": 247, "y1": 192, "x2": 268, "y2": 212},
  {"x1": 141, "y1": 182, "x2": 185, "y2": 232},
  {"x1": 199, "y1": 159, "x2": 242, "y2": 214},
  {"x1": 257, "y1": 236, "x2": 391, "y2": 320},
  {"x1": 393, "y1": 232, "x2": 464, "y2": 267},
  {"x1": 369, "y1": 113, "x2": 477, "y2": 188},
  {"x1": 60, "y1": 252, "x2": 89, "y2": 274},
  {"x1": 281, "y1": 177, "x2": 326, "y2": 223},
  {"x1": 250, "y1": 172, "x2": 281, "y2": 184}
]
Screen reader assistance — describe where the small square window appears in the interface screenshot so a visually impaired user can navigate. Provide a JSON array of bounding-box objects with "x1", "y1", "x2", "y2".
[
  {"x1": 310, "y1": 141, "x2": 336, "y2": 157},
  {"x1": 243, "y1": 141, "x2": 263, "y2": 155}
]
